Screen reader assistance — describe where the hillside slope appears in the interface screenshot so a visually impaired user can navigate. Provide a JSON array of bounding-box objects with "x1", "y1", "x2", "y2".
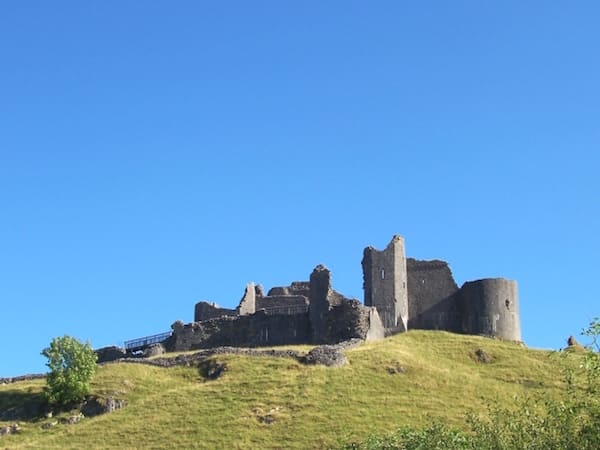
[{"x1": 0, "y1": 331, "x2": 572, "y2": 449}]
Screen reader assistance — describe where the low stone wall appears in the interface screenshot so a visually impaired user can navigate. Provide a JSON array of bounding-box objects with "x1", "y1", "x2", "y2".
[
  {"x1": 0, "y1": 374, "x2": 45, "y2": 385},
  {"x1": 115, "y1": 347, "x2": 305, "y2": 367},
  {"x1": 108, "y1": 339, "x2": 364, "y2": 368}
]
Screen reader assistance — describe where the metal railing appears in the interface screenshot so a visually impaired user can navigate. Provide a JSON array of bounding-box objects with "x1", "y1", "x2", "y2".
[{"x1": 124, "y1": 331, "x2": 172, "y2": 351}]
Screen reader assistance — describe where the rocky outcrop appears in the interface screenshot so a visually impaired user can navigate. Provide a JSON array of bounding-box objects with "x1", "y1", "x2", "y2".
[
  {"x1": 565, "y1": 335, "x2": 585, "y2": 352},
  {"x1": 471, "y1": 348, "x2": 492, "y2": 363},
  {"x1": 62, "y1": 412, "x2": 84, "y2": 425},
  {"x1": 301, "y1": 345, "x2": 347, "y2": 367},
  {"x1": 80, "y1": 396, "x2": 127, "y2": 417},
  {"x1": 143, "y1": 343, "x2": 165, "y2": 358},
  {"x1": 95, "y1": 346, "x2": 127, "y2": 363},
  {"x1": 0, "y1": 423, "x2": 20, "y2": 436},
  {"x1": 198, "y1": 359, "x2": 228, "y2": 379}
]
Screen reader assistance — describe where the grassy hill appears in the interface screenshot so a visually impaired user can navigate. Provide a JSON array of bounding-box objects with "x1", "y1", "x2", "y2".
[{"x1": 0, "y1": 331, "x2": 575, "y2": 449}]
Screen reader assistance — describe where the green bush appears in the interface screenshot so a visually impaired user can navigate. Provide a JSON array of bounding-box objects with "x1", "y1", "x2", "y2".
[{"x1": 41, "y1": 335, "x2": 98, "y2": 406}]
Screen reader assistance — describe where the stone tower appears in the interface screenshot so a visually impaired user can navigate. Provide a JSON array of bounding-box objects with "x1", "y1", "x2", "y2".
[
  {"x1": 459, "y1": 278, "x2": 521, "y2": 341},
  {"x1": 362, "y1": 235, "x2": 409, "y2": 331}
]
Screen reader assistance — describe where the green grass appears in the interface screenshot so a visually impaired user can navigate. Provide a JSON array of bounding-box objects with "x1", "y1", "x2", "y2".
[{"x1": 0, "y1": 331, "x2": 577, "y2": 449}]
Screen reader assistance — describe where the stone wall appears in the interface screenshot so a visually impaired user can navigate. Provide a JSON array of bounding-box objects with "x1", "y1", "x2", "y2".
[
  {"x1": 406, "y1": 258, "x2": 461, "y2": 332},
  {"x1": 257, "y1": 295, "x2": 308, "y2": 313},
  {"x1": 267, "y1": 281, "x2": 310, "y2": 297},
  {"x1": 169, "y1": 263, "x2": 386, "y2": 352},
  {"x1": 326, "y1": 300, "x2": 383, "y2": 342},
  {"x1": 171, "y1": 300, "x2": 383, "y2": 352},
  {"x1": 168, "y1": 311, "x2": 311, "y2": 351}
]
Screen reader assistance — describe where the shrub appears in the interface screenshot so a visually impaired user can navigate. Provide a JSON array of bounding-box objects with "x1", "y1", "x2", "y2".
[{"x1": 41, "y1": 335, "x2": 98, "y2": 406}]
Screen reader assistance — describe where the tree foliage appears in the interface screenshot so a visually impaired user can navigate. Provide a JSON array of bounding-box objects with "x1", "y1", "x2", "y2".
[
  {"x1": 341, "y1": 318, "x2": 600, "y2": 450},
  {"x1": 41, "y1": 335, "x2": 98, "y2": 406}
]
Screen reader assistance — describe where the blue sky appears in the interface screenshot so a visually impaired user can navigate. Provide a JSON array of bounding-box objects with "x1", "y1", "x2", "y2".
[{"x1": 1, "y1": 2, "x2": 598, "y2": 377}]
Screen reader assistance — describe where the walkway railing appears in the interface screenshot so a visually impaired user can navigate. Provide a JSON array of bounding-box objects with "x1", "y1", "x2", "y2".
[{"x1": 124, "y1": 331, "x2": 172, "y2": 351}]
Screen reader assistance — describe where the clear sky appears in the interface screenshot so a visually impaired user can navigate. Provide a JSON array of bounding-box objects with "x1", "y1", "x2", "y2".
[{"x1": 1, "y1": 2, "x2": 598, "y2": 377}]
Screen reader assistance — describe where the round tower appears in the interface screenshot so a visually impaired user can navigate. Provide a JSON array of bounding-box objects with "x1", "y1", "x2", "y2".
[{"x1": 459, "y1": 278, "x2": 521, "y2": 341}]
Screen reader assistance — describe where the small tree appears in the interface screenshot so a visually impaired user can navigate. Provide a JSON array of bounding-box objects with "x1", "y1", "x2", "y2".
[{"x1": 41, "y1": 335, "x2": 98, "y2": 406}]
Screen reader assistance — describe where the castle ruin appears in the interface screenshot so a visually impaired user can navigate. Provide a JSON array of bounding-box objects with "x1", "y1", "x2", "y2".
[{"x1": 118, "y1": 235, "x2": 520, "y2": 357}]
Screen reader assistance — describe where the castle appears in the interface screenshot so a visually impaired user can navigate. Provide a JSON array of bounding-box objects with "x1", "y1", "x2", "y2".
[{"x1": 160, "y1": 235, "x2": 521, "y2": 353}]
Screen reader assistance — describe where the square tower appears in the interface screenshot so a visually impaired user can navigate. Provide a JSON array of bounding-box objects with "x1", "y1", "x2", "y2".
[{"x1": 362, "y1": 235, "x2": 409, "y2": 331}]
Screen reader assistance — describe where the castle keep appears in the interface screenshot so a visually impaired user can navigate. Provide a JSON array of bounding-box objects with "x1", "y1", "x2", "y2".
[{"x1": 125, "y1": 235, "x2": 520, "y2": 355}]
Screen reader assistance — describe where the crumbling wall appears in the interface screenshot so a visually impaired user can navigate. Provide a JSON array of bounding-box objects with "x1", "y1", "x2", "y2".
[
  {"x1": 266, "y1": 281, "x2": 310, "y2": 297},
  {"x1": 255, "y1": 281, "x2": 310, "y2": 314},
  {"x1": 174, "y1": 299, "x2": 383, "y2": 351},
  {"x1": 194, "y1": 301, "x2": 237, "y2": 322},
  {"x1": 406, "y1": 258, "x2": 461, "y2": 332},
  {"x1": 174, "y1": 262, "x2": 383, "y2": 350},
  {"x1": 302, "y1": 263, "x2": 385, "y2": 344},
  {"x1": 168, "y1": 312, "x2": 311, "y2": 351},
  {"x1": 290, "y1": 281, "x2": 311, "y2": 296},
  {"x1": 459, "y1": 278, "x2": 521, "y2": 341},
  {"x1": 326, "y1": 300, "x2": 382, "y2": 342}
]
